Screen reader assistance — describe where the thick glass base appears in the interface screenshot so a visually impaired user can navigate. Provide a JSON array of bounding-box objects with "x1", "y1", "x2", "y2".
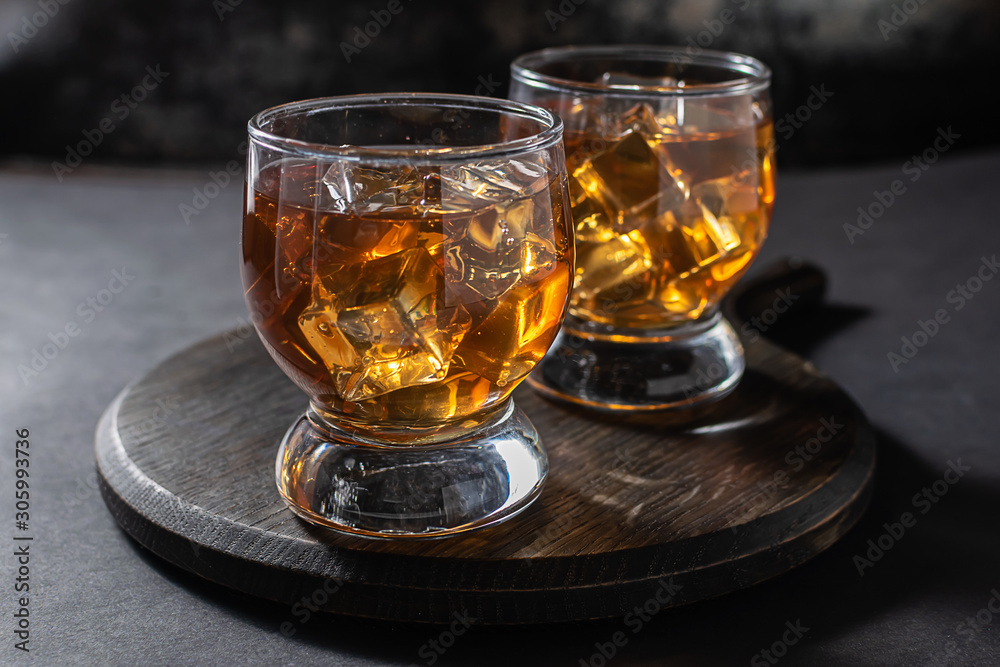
[
  {"x1": 527, "y1": 310, "x2": 744, "y2": 412},
  {"x1": 275, "y1": 400, "x2": 547, "y2": 539}
]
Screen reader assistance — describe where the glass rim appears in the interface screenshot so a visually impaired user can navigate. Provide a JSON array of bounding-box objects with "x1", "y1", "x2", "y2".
[
  {"x1": 510, "y1": 44, "x2": 771, "y2": 97},
  {"x1": 247, "y1": 93, "x2": 564, "y2": 162}
]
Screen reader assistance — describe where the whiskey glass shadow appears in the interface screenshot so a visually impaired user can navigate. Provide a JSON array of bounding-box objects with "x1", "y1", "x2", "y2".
[
  {"x1": 242, "y1": 94, "x2": 574, "y2": 537},
  {"x1": 510, "y1": 46, "x2": 775, "y2": 411}
]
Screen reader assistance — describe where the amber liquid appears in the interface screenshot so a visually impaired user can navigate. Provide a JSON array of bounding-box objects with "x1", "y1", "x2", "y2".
[
  {"x1": 242, "y1": 162, "x2": 572, "y2": 432},
  {"x1": 562, "y1": 107, "x2": 775, "y2": 329}
]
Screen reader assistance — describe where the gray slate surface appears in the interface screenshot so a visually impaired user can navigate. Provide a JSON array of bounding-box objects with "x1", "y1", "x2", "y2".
[{"x1": 1, "y1": 151, "x2": 998, "y2": 665}]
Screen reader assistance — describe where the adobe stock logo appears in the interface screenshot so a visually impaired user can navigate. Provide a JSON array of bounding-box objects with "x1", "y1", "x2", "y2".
[
  {"x1": 887, "y1": 254, "x2": 998, "y2": 372},
  {"x1": 411, "y1": 611, "x2": 474, "y2": 666},
  {"x1": 545, "y1": 0, "x2": 588, "y2": 31},
  {"x1": 739, "y1": 287, "x2": 799, "y2": 344},
  {"x1": 278, "y1": 576, "x2": 345, "y2": 638},
  {"x1": 577, "y1": 578, "x2": 682, "y2": 667},
  {"x1": 878, "y1": 0, "x2": 931, "y2": 40},
  {"x1": 17, "y1": 267, "x2": 136, "y2": 385},
  {"x1": 943, "y1": 588, "x2": 1000, "y2": 658},
  {"x1": 179, "y1": 140, "x2": 248, "y2": 225},
  {"x1": 750, "y1": 619, "x2": 810, "y2": 666},
  {"x1": 213, "y1": 0, "x2": 243, "y2": 21},
  {"x1": 852, "y1": 459, "x2": 970, "y2": 576},
  {"x1": 844, "y1": 126, "x2": 960, "y2": 244}
]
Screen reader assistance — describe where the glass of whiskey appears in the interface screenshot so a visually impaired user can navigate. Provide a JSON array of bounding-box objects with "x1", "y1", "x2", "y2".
[
  {"x1": 510, "y1": 46, "x2": 775, "y2": 411},
  {"x1": 243, "y1": 94, "x2": 573, "y2": 537}
]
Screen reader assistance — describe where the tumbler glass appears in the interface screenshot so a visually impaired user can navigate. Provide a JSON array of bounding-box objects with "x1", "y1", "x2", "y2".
[
  {"x1": 242, "y1": 94, "x2": 573, "y2": 537},
  {"x1": 510, "y1": 46, "x2": 774, "y2": 411}
]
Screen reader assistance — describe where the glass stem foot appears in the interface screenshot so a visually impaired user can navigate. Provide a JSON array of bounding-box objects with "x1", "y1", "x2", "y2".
[
  {"x1": 275, "y1": 400, "x2": 547, "y2": 539},
  {"x1": 527, "y1": 311, "x2": 745, "y2": 412}
]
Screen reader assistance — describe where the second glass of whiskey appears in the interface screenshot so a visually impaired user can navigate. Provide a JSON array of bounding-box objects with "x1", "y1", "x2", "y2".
[
  {"x1": 510, "y1": 46, "x2": 775, "y2": 411},
  {"x1": 243, "y1": 94, "x2": 573, "y2": 537}
]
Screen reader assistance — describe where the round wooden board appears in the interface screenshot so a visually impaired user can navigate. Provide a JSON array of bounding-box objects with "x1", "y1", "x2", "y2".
[{"x1": 96, "y1": 311, "x2": 875, "y2": 624}]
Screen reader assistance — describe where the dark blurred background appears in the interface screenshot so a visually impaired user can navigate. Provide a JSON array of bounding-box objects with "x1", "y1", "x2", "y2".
[{"x1": 1, "y1": 0, "x2": 997, "y2": 170}]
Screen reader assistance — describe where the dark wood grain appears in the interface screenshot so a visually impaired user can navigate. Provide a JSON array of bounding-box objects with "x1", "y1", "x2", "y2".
[{"x1": 95, "y1": 262, "x2": 875, "y2": 624}]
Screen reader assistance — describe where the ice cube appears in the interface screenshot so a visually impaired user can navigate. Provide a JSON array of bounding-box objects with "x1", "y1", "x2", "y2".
[
  {"x1": 656, "y1": 274, "x2": 711, "y2": 317},
  {"x1": 691, "y1": 176, "x2": 760, "y2": 218},
  {"x1": 438, "y1": 158, "x2": 550, "y2": 204},
  {"x1": 438, "y1": 165, "x2": 511, "y2": 203},
  {"x1": 298, "y1": 248, "x2": 471, "y2": 402},
  {"x1": 571, "y1": 130, "x2": 686, "y2": 235},
  {"x1": 443, "y1": 194, "x2": 553, "y2": 300},
  {"x1": 574, "y1": 215, "x2": 616, "y2": 245},
  {"x1": 589, "y1": 91, "x2": 679, "y2": 140},
  {"x1": 445, "y1": 208, "x2": 517, "y2": 300},
  {"x1": 624, "y1": 105, "x2": 690, "y2": 196},
  {"x1": 686, "y1": 202, "x2": 741, "y2": 260},
  {"x1": 519, "y1": 232, "x2": 559, "y2": 279},
  {"x1": 567, "y1": 174, "x2": 615, "y2": 244},
  {"x1": 639, "y1": 211, "x2": 700, "y2": 277},
  {"x1": 465, "y1": 200, "x2": 528, "y2": 252},
  {"x1": 271, "y1": 203, "x2": 316, "y2": 279},
  {"x1": 322, "y1": 163, "x2": 429, "y2": 214},
  {"x1": 709, "y1": 247, "x2": 755, "y2": 283},
  {"x1": 636, "y1": 211, "x2": 721, "y2": 318},
  {"x1": 620, "y1": 103, "x2": 668, "y2": 139},
  {"x1": 298, "y1": 307, "x2": 358, "y2": 371},
  {"x1": 641, "y1": 201, "x2": 741, "y2": 278},
  {"x1": 262, "y1": 210, "x2": 324, "y2": 304},
  {"x1": 574, "y1": 230, "x2": 656, "y2": 308},
  {"x1": 453, "y1": 268, "x2": 569, "y2": 386},
  {"x1": 504, "y1": 158, "x2": 551, "y2": 194},
  {"x1": 297, "y1": 272, "x2": 359, "y2": 371},
  {"x1": 589, "y1": 102, "x2": 671, "y2": 147},
  {"x1": 317, "y1": 212, "x2": 423, "y2": 262}
]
